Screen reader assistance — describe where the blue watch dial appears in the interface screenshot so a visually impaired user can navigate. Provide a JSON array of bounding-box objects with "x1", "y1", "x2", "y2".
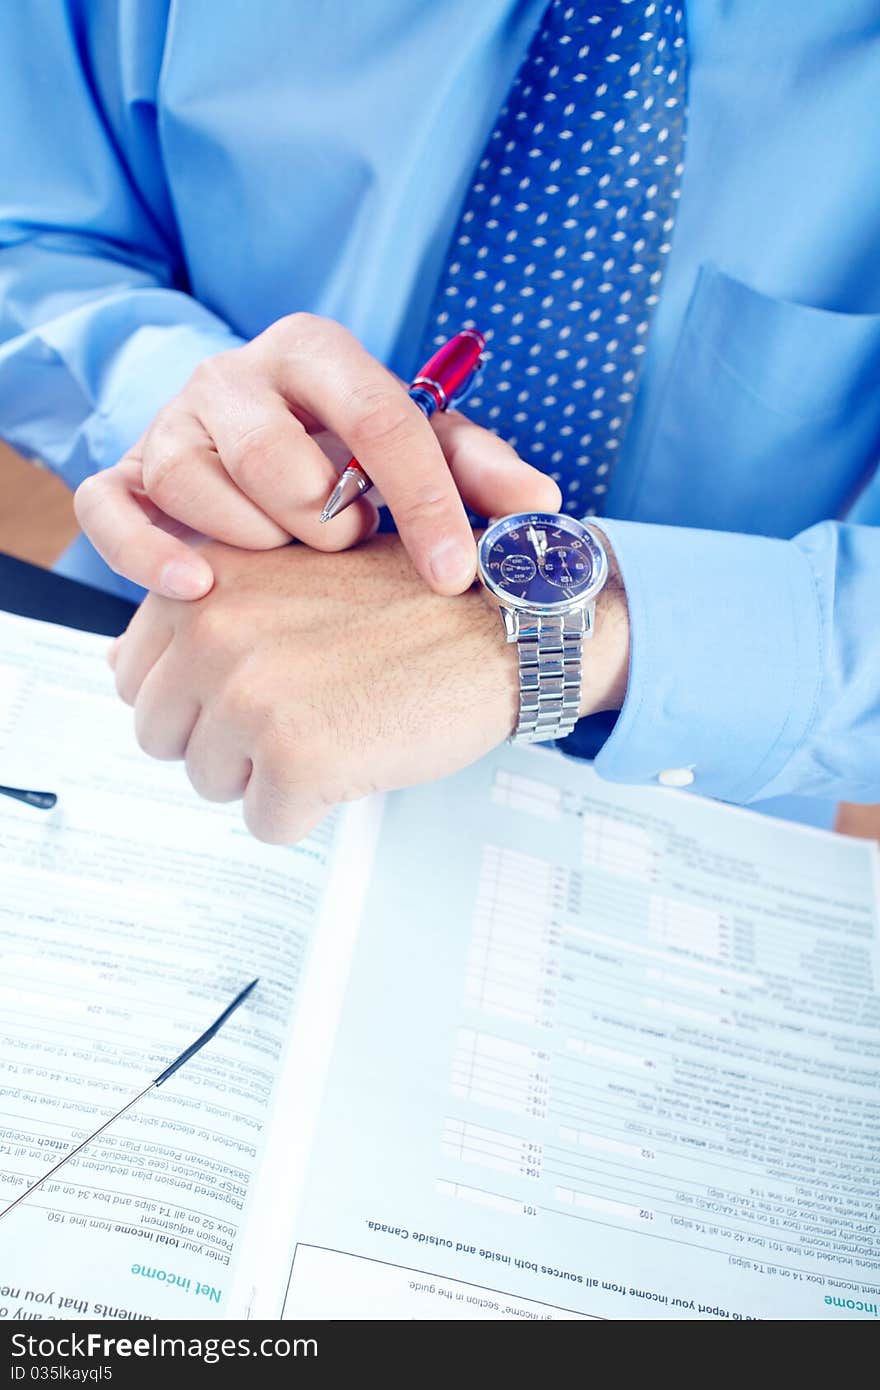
[{"x1": 480, "y1": 513, "x2": 603, "y2": 608}]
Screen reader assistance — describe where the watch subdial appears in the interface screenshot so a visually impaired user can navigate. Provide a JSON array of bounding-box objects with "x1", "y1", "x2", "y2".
[
  {"x1": 540, "y1": 545, "x2": 589, "y2": 588},
  {"x1": 500, "y1": 553, "x2": 537, "y2": 587}
]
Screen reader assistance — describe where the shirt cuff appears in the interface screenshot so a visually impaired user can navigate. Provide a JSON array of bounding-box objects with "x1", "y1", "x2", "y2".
[
  {"x1": 80, "y1": 304, "x2": 244, "y2": 488},
  {"x1": 0, "y1": 290, "x2": 242, "y2": 490},
  {"x1": 588, "y1": 518, "x2": 824, "y2": 803}
]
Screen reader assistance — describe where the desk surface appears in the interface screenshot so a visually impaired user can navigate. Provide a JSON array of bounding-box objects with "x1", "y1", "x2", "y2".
[{"x1": 0, "y1": 552, "x2": 135, "y2": 638}]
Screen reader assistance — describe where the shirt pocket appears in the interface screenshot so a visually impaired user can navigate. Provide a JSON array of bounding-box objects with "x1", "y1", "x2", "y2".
[{"x1": 637, "y1": 263, "x2": 880, "y2": 537}]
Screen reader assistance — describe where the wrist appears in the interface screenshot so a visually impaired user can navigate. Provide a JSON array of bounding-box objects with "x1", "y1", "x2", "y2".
[{"x1": 467, "y1": 586, "x2": 522, "y2": 735}]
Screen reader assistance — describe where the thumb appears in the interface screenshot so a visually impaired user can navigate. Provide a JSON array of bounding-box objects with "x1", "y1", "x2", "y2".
[{"x1": 431, "y1": 410, "x2": 562, "y2": 518}]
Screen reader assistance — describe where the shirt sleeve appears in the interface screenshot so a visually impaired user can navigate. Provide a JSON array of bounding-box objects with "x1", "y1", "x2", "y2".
[
  {"x1": 0, "y1": 3, "x2": 242, "y2": 490},
  {"x1": 577, "y1": 513, "x2": 880, "y2": 805}
]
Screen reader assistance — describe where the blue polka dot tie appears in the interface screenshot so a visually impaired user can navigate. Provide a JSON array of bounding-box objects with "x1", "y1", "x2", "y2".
[{"x1": 421, "y1": 0, "x2": 687, "y2": 519}]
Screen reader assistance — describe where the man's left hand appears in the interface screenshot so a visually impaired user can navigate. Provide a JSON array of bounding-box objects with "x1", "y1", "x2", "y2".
[{"x1": 111, "y1": 536, "x2": 629, "y2": 843}]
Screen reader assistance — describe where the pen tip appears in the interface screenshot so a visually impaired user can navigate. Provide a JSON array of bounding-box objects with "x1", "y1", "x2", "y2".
[{"x1": 318, "y1": 508, "x2": 332, "y2": 525}]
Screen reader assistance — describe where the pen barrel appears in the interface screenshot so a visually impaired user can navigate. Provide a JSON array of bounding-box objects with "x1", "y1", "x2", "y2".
[
  {"x1": 411, "y1": 329, "x2": 485, "y2": 410},
  {"x1": 319, "y1": 328, "x2": 485, "y2": 523}
]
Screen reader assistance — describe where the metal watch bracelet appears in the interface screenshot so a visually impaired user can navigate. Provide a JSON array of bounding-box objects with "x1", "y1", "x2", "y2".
[{"x1": 512, "y1": 608, "x2": 590, "y2": 744}]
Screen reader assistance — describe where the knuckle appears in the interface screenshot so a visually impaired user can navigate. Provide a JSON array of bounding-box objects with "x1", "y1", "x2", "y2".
[
  {"x1": 224, "y1": 440, "x2": 268, "y2": 497},
  {"x1": 224, "y1": 422, "x2": 291, "y2": 496},
  {"x1": 347, "y1": 388, "x2": 413, "y2": 452},
  {"x1": 394, "y1": 483, "x2": 453, "y2": 531},
  {"x1": 280, "y1": 310, "x2": 321, "y2": 338},
  {"x1": 145, "y1": 402, "x2": 181, "y2": 441},
  {"x1": 284, "y1": 310, "x2": 340, "y2": 343},
  {"x1": 266, "y1": 311, "x2": 330, "y2": 359},
  {"x1": 142, "y1": 406, "x2": 189, "y2": 464},
  {"x1": 215, "y1": 657, "x2": 278, "y2": 743},
  {"x1": 218, "y1": 674, "x2": 265, "y2": 731},
  {"x1": 142, "y1": 442, "x2": 188, "y2": 507},
  {"x1": 190, "y1": 604, "x2": 231, "y2": 658},
  {"x1": 190, "y1": 351, "x2": 234, "y2": 393},
  {"x1": 217, "y1": 678, "x2": 250, "y2": 726}
]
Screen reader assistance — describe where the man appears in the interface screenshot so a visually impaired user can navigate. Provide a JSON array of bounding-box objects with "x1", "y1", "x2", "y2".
[{"x1": 1, "y1": 1, "x2": 877, "y2": 843}]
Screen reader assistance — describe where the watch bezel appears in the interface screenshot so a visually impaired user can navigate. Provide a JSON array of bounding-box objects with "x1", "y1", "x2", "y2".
[{"x1": 478, "y1": 512, "x2": 609, "y2": 615}]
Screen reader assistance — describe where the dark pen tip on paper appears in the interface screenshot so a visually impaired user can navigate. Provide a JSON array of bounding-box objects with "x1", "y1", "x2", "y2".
[{"x1": 0, "y1": 785, "x2": 58, "y2": 811}]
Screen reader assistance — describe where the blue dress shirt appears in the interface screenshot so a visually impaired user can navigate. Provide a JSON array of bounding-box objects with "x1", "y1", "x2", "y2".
[{"x1": 1, "y1": 1, "x2": 878, "y2": 818}]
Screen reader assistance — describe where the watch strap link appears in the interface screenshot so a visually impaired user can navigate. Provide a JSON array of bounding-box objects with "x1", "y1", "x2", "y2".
[{"x1": 514, "y1": 610, "x2": 585, "y2": 744}]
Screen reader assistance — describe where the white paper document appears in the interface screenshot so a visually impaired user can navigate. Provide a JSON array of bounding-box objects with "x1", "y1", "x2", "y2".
[
  {"x1": 281, "y1": 757, "x2": 880, "y2": 1321},
  {"x1": 0, "y1": 610, "x2": 877, "y2": 1320},
  {"x1": 0, "y1": 611, "x2": 376, "y2": 1319}
]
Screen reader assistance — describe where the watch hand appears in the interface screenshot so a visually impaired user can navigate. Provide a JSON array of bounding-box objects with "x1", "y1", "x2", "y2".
[{"x1": 528, "y1": 526, "x2": 548, "y2": 561}]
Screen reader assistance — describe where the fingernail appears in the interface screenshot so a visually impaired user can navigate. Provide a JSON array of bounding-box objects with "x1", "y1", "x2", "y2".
[
  {"x1": 159, "y1": 558, "x2": 213, "y2": 599},
  {"x1": 428, "y1": 538, "x2": 473, "y2": 590},
  {"x1": 107, "y1": 638, "x2": 120, "y2": 668}
]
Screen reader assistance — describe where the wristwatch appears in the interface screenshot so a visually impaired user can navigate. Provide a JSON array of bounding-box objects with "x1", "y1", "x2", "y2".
[{"x1": 477, "y1": 511, "x2": 609, "y2": 744}]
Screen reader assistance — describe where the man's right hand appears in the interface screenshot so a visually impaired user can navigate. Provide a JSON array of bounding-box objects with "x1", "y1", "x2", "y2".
[{"x1": 74, "y1": 313, "x2": 561, "y2": 599}]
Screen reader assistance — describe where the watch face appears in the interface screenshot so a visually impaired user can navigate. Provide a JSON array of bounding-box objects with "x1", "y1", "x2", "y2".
[{"x1": 479, "y1": 513, "x2": 607, "y2": 612}]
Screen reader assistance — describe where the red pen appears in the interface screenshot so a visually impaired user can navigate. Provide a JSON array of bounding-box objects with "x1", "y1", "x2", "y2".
[{"x1": 318, "y1": 328, "x2": 486, "y2": 524}]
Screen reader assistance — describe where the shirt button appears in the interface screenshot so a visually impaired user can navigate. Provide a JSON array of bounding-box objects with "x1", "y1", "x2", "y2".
[{"x1": 657, "y1": 767, "x2": 695, "y2": 788}]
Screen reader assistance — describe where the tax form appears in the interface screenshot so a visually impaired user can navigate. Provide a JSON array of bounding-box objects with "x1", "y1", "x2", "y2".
[{"x1": 281, "y1": 750, "x2": 880, "y2": 1320}]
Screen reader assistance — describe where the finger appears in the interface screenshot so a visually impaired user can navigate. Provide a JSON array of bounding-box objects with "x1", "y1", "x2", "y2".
[
  {"x1": 75, "y1": 454, "x2": 215, "y2": 600},
  {"x1": 265, "y1": 317, "x2": 475, "y2": 594},
  {"x1": 107, "y1": 638, "x2": 120, "y2": 670},
  {"x1": 242, "y1": 760, "x2": 327, "y2": 845},
  {"x1": 195, "y1": 383, "x2": 378, "y2": 551},
  {"x1": 133, "y1": 649, "x2": 202, "y2": 762},
  {"x1": 184, "y1": 708, "x2": 253, "y2": 804},
  {"x1": 113, "y1": 607, "x2": 175, "y2": 706},
  {"x1": 431, "y1": 411, "x2": 563, "y2": 517},
  {"x1": 141, "y1": 406, "x2": 292, "y2": 551}
]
